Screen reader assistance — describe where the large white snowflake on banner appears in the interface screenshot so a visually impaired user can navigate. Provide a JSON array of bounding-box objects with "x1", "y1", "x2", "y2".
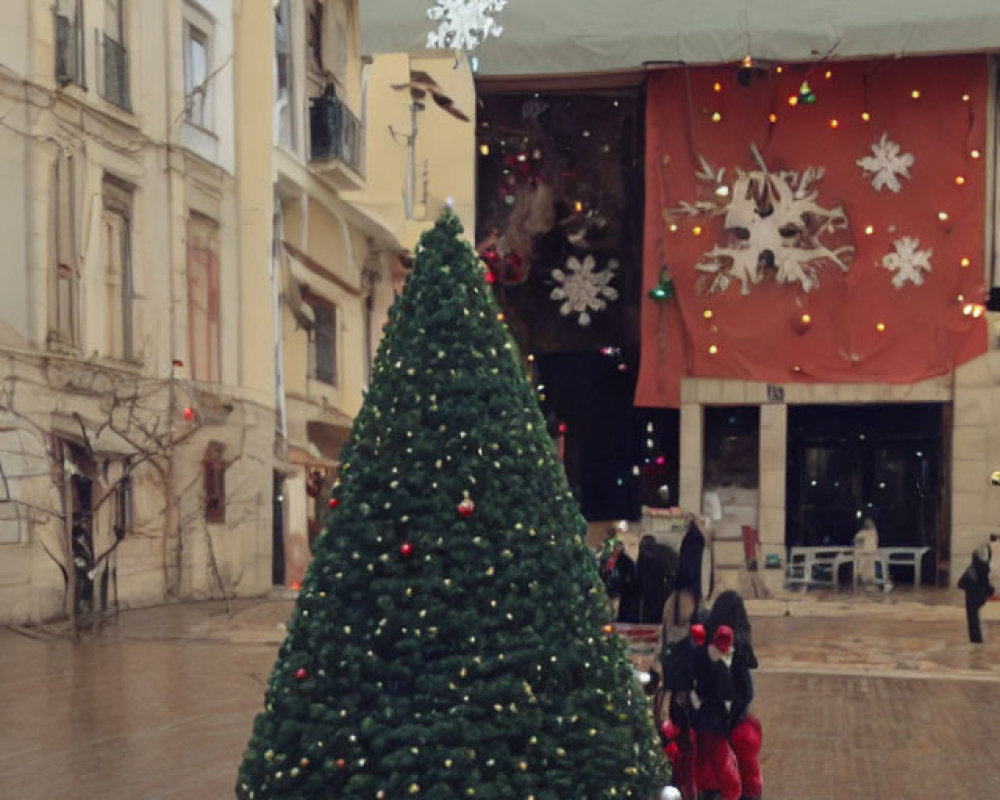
[
  {"x1": 856, "y1": 133, "x2": 914, "y2": 193},
  {"x1": 550, "y1": 254, "x2": 619, "y2": 326},
  {"x1": 882, "y1": 236, "x2": 933, "y2": 288},
  {"x1": 426, "y1": 0, "x2": 508, "y2": 52},
  {"x1": 670, "y1": 147, "x2": 853, "y2": 295}
]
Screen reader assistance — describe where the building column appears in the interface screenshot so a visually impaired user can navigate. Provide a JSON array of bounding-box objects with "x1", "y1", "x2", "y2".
[
  {"x1": 758, "y1": 402, "x2": 787, "y2": 583},
  {"x1": 679, "y1": 400, "x2": 702, "y2": 514}
]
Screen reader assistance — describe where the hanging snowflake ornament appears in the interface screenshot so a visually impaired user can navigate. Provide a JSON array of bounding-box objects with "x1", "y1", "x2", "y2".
[
  {"x1": 672, "y1": 145, "x2": 853, "y2": 295},
  {"x1": 550, "y1": 254, "x2": 619, "y2": 326},
  {"x1": 426, "y1": 0, "x2": 508, "y2": 52},
  {"x1": 882, "y1": 236, "x2": 933, "y2": 288},
  {"x1": 856, "y1": 133, "x2": 914, "y2": 193}
]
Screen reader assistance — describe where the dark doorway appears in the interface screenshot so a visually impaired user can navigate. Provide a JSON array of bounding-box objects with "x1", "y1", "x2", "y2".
[
  {"x1": 786, "y1": 403, "x2": 944, "y2": 584},
  {"x1": 704, "y1": 406, "x2": 760, "y2": 491},
  {"x1": 71, "y1": 474, "x2": 94, "y2": 617},
  {"x1": 65, "y1": 441, "x2": 96, "y2": 619},
  {"x1": 272, "y1": 472, "x2": 285, "y2": 586}
]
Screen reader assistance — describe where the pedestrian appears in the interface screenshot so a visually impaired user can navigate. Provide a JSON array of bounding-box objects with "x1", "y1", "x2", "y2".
[
  {"x1": 853, "y1": 516, "x2": 884, "y2": 589},
  {"x1": 958, "y1": 545, "x2": 994, "y2": 643},
  {"x1": 690, "y1": 620, "x2": 740, "y2": 800},
  {"x1": 708, "y1": 591, "x2": 762, "y2": 800},
  {"x1": 657, "y1": 520, "x2": 710, "y2": 799},
  {"x1": 599, "y1": 525, "x2": 641, "y2": 623},
  {"x1": 637, "y1": 534, "x2": 677, "y2": 624}
]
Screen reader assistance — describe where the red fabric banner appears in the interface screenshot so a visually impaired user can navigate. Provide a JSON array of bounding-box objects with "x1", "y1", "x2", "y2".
[{"x1": 637, "y1": 55, "x2": 990, "y2": 408}]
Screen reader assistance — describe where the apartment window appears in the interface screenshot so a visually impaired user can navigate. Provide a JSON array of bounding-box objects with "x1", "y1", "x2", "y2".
[
  {"x1": 274, "y1": 0, "x2": 295, "y2": 148},
  {"x1": 184, "y1": 20, "x2": 210, "y2": 128},
  {"x1": 187, "y1": 214, "x2": 221, "y2": 383},
  {"x1": 203, "y1": 441, "x2": 226, "y2": 524},
  {"x1": 102, "y1": 177, "x2": 135, "y2": 361},
  {"x1": 308, "y1": 297, "x2": 337, "y2": 386},
  {"x1": 100, "y1": 0, "x2": 130, "y2": 110},
  {"x1": 51, "y1": 151, "x2": 79, "y2": 345},
  {"x1": 54, "y1": 0, "x2": 85, "y2": 87},
  {"x1": 307, "y1": 0, "x2": 324, "y2": 75}
]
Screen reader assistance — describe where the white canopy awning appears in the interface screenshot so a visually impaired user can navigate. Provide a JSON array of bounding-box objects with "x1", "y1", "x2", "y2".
[{"x1": 361, "y1": 0, "x2": 1000, "y2": 77}]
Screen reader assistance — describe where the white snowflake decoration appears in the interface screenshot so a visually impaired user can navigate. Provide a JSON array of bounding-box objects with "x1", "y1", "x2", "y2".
[
  {"x1": 882, "y1": 236, "x2": 932, "y2": 288},
  {"x1": 550, "y1": 255, "x2": 619, "y2": 326},
  {"x1": 426, "y1": 0, "x2": 507, "y2": 52},
  {"x1": 856, "y1": 133, "x2": 914, "y2": 193},
  {"x1": 673, "y1": 147, "x2": 853, "y2": 295}
]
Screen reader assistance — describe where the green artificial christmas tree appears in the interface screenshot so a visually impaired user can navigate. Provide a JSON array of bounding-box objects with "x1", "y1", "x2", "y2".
[{"x1": 236, "y1": 210, "x2": 667, "y2": 799}]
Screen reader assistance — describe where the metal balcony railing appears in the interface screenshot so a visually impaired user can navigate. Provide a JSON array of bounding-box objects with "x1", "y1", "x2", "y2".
[
  {"x1": 101, "y1": 34, "x2": 131, "y2": 111},
  {"x1": 309, "y1": 89, "x2": 364, "y2": 176},
  {"x1": 54, "y1": 13, "x2": 83, "y2": 87}
]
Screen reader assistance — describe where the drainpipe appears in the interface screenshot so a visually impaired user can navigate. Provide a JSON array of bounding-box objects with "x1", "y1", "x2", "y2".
[
  {"x1": 271, "y1": 202, "x2": 288, "y2": 447},
  {"x1": 161, "y1": 1, "x2": 180, "y2": 597}
]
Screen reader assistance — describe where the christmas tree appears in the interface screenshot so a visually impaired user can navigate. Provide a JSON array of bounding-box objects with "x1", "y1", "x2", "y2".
[{"x1": 236, "y1": 210, "x2": 667, "y2": 799}]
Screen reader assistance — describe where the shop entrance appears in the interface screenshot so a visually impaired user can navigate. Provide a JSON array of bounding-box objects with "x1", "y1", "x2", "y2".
[{"x1": 785, "y1": 403, "x2": 946, "y2": 585}]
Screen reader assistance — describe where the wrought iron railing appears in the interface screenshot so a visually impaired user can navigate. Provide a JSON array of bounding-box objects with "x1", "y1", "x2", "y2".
[
  {"x1": 309, "y1": 89, "x2": 364, "y2": 176},
  {"x1": 101, "y1": 34, "x2": 130, "y2": 111}
]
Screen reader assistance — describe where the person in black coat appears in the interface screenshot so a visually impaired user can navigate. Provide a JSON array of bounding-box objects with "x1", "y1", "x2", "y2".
[
  {"x1": 698, "y1": 591, "x2": 762, "y2": 800},
  {"x1": 637, "y1": 534, "x2": 678, "y2": 624},
  {"x1": 599, "y1": 539, "x2": 641, "y2": 623},
  {"x1": 958, "y1": 546, "x2": 994, "y2": 643}
]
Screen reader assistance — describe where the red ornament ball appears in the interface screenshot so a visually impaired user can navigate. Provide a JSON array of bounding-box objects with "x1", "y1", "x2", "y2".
[
  {"x1": 328, "y1": 497, "x2": 339, "y2": 509},
  {"x1": 182, "y1": 406, "x2": 195, "y2": 421},
  {"x1": 457, "y1": 497, "x2": 475, "y2": 517},
  {"x1": 661, "y1": 720, "x2": 680, "y2": 740},
  {"x1": 295, "y1": 667, "x2": 308, "y2": 681},
  {"x1": 557, "y1": 421, "x2": 568, "y2": 434},
  {"x1": 663, "y1": 741, "x2": 681, "y2": 762},
  {"x1": 399, "y1": 542, "x2": 414, "y2": 558}
]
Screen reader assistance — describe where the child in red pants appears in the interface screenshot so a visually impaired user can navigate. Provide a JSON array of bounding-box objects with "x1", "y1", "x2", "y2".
[{"x1": 691, "y1": 592, "x2": 763, "y2": 800}]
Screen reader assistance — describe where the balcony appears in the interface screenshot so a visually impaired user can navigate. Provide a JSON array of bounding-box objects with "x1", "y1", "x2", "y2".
[
  {"x1": 308, "y1": 88, "x2": 365, "y2": 190},
  {"x1": 100, "y1": 34, "x2": 131, "y2": 111}
]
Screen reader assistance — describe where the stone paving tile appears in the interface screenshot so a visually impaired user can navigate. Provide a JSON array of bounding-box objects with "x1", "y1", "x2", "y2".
[
  {"x1": 756, "y1": 672, "x2": 1000, "y2": 799},
  {"x1": 4, "y1": 596, "x2": 1000, "y2": 798}
]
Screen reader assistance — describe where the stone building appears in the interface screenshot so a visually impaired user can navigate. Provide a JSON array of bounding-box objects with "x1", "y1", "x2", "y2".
[{"x1": 0, "y1": 0, "x2": 475, "y2": 623}]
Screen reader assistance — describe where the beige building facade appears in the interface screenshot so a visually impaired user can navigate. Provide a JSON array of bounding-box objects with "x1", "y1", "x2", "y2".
[
  {"x1": 0, "y1": 0, "x2": 477, "y2": 622},
  {"x1": 265, "y1": 0, "x2": 475, "y2": 586},
  {"x1": 0, "y1": 0, "x2": 267, "y2": 625}
]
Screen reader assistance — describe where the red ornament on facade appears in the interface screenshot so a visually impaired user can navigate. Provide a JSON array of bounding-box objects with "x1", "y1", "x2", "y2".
[
  {"x1": 328, "y1": 497, "x2": 339, "y2": 509},
  {"x1": 182, "y1": 406, "x2": 195, "y2": 421}
]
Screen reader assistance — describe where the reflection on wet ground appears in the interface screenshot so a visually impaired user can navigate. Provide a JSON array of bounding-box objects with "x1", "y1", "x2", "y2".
[{"x1": 1, "y1": 591, "x2": 998, "y2": 798}]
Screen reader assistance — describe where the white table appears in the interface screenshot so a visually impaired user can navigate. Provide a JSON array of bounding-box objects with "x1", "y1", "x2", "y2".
[
  {"x1": 879, "y1": 547, "x2": 932, "y2": 585},
  {"x1": 785, "y1": 546, "x2": 855, "y2": 590}
]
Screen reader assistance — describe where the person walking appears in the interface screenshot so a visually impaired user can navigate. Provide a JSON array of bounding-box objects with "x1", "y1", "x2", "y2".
[{"x1": 958, "y1": 545, "x2": 994, "y2": 643}]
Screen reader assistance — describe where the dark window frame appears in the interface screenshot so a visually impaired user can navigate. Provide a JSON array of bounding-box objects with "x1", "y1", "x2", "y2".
[
  {"x1": 203, "y1": 441, "x2": 227, "y2": 524},
  {"x1": 306, "y1": 292, "x2": 338, "y2": 387}
]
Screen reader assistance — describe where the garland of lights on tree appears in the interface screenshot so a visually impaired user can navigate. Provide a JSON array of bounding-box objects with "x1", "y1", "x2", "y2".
[{"x1": 236, "y1": 209, "x2": 668, "y2": 798}]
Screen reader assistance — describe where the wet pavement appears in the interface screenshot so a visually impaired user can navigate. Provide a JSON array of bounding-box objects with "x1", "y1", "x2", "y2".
[{"x1": 2, "y1": 589, "x2": 1000, "y2": 798}]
